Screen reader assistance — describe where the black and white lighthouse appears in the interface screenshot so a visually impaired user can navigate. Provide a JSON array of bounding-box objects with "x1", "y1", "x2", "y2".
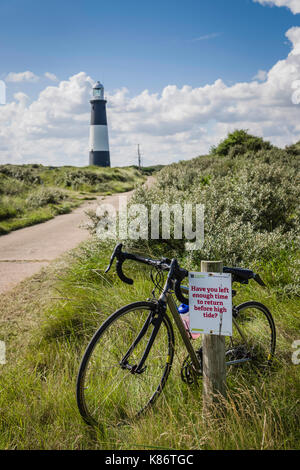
[{"x1": 89, "y1": 81, "x2": 110, "y2": 167}]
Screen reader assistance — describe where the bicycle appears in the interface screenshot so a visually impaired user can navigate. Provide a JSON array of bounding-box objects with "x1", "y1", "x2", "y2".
[{"x1": 76, "y1": 243, "x2": 276, "y2": 426}]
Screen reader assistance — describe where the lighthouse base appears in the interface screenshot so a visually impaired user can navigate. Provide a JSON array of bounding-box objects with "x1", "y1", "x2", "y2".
[{"x1": 89, "y1": 151, "x2": 111, "y2": 167}]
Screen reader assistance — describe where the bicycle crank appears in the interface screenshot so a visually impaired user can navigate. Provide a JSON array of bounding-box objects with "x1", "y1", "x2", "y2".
[{"x1": 180, "y1": 347, "x2": 203, "y2": 385}]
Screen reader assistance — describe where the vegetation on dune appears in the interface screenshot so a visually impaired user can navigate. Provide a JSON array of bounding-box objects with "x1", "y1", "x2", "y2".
[
  {"x1": 0, "y1": 164, "x2": 153, "y2": 234},
  {"x1": 127, "y1": 131, "x2": 300, "y2": 296},
  {"x1": 0, "y1": 131, "x2": 299, "y2": 449}
]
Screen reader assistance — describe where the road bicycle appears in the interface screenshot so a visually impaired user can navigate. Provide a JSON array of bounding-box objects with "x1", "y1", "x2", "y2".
[{"x1": 76, "y1": 243, "x2": 276, "y2": 426}]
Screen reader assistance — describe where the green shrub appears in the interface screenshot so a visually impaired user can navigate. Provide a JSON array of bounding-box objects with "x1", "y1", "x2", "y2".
[
  {"x1": 26, "y1": 187, "x2": 67, "y2": 208},
  {"x1": 0, "y1": 174, "x2": 27, "y2": 196},
  {"x1": 0, "y1": 200, "x2": 18, "y2": 221},
  {"x1": 0, "y1": 164, "x2": 42, "y2": 184},
  {"x1": 55, "y1": 169, "x2": 105, "y2": 190},
  {"x1": 285, "y1": 141, "x2": 300, "y2": 156},
  {"x1": 211, "y1": 130, "x2": 272, "y2": 157}
]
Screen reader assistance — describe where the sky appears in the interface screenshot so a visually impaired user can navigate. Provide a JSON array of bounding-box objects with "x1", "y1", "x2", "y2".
[{"x1": 0, "y1": 0, "x2": 300, "y2": 167}]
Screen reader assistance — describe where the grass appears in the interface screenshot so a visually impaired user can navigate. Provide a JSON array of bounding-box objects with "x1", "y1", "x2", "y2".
[
  {"x1": 0, "y1": 164, "x2": 152, "y2": 235},
  {"x1": 0, "y1": 239, "x2": 299, "y2": 450},
  {"x1": 0, "y1": 202, "x2": 80, "y2": 234}
]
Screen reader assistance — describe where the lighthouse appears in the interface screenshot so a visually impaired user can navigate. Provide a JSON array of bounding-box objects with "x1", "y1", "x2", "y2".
[{"x1": 89, "y1": 81, "x2": 110, "y2": 167}]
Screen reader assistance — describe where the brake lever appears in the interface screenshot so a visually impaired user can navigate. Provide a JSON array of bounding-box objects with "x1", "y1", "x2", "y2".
[
  {"x1": 105, "y1": 243, "x2": 123, "y2": 273},
  {"x1": 116, "y1": 259, "x2": 134, "y2": 285},
  {"x1": 172, "y1": 260, "x2": 189, "y2": 304},
  {"x1": 104, "y1": 243, "x2": 134, "y2": 285}
]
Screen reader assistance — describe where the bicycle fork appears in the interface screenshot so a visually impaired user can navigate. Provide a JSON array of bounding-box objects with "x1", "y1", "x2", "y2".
[
  {"x1": 119, "y1": 285, "x2": 204, "y2": 378},
  {"x1": 119, "y1": 301, "x2": 166, "y2": 375}
]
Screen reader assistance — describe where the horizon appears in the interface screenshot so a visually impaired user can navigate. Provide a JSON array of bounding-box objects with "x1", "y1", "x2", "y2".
[{"x1": 0, "y1": 128, "x2": 297, "y2": 169}]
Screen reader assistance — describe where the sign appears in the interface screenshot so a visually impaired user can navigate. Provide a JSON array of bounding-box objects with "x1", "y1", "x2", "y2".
[{"x1": 189, "y1": 272, "x2": 232, "y2": 336}]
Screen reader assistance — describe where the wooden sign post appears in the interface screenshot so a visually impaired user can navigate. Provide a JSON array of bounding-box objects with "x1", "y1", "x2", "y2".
[{"x1": 201, "y1": 261, "x2": 227, "y2": 414}]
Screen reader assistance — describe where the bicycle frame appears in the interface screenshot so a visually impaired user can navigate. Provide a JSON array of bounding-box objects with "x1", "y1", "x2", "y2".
[{"x1": 120, "y1": 276, "x2": 252, "y2": 376}]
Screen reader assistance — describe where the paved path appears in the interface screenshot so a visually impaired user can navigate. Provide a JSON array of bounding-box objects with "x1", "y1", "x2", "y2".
[{"x1": 0, "y1": 190, "x2": 133, "y2": 294}]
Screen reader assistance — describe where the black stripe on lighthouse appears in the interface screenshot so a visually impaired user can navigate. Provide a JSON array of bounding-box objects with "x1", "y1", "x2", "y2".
[
  {"x1": 90, "y1": 100, "x2": 108, "y2": 125},
  {"x1": 89, "y1": 151, "x2": 110, "y2": 167},
  {"x1": 89, "y1": 97, "x2": 110, "y2": 167}
]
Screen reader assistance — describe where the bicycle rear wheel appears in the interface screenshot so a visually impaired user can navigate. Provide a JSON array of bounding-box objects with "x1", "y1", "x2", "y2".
[
  {"x1": 225, "y1": 301, "x2": 276, "y2": 370},
  {"x1": 76, "y1": 301, "x2": 174, "y2": 426}
]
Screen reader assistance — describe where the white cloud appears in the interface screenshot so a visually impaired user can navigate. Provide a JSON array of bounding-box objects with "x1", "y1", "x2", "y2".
[
  {"x1": 13, "y1": 92, "x2": 29, "y2": 105},
  {"x1": 0, "y1": 72, "x2": 93, "y2": 165},
  {"x1": 253, "y1": 0, "x2": 300, "y2": 14},
  {"x1": 253, "y1": 70, "x2": 268, "y2": 81},
  {"x1": 44, "y1": 72, "x2": 58, "y2": 82},
  {"x1": 1, "y1": 27, "x2": 300, "y2": 167},
  {"x1": 5, "y1": 71, "x2": 39, "y2": 83}
]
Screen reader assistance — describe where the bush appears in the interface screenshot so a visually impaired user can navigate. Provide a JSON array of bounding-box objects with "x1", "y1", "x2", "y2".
[
  {"x1": 0, "y1": 165, "x2": 42, "y2": 184},
  {"x1": 26, "y1": 188, "x2": 67, "y2": 208},
  {"x1": 0, "y1": 174, "x2": 27, "y2": 196},
  {"x1": 211, "y1": 130, "x2": 272, "y2": 157},
  {"x1": 54, "y1": 168, "x2": 139, "y2": 191},
  {"x1": 285, "y1": 141, "x2": 300, "y2": 156},
  {"x1": 55, "y1": 169, "x2": 105, "y2": 190},
  {"x1": 0, "y1": 200, "x2": 18, "y2": 220}
]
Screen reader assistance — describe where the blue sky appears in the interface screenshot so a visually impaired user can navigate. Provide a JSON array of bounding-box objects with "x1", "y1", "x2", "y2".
[
  {"x1": 1, "y1": 0, "x2": 299, "y2": 98},
  {"x1": 1, "y1": 0, "x2": 300, "y2": 166}
]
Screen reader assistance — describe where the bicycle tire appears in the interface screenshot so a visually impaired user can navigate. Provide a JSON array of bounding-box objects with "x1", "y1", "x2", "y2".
[
  {"x1": 76, "y1": 301, "x2": 174, "y2": 426},
  {"x1": 226, "y1": 301, "x2": 276, "y2": 370}
]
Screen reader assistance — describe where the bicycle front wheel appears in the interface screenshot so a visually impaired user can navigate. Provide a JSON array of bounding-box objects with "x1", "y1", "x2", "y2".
[{"x1": 76, "y1": 301, "x2": 174, "y2": 426}]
